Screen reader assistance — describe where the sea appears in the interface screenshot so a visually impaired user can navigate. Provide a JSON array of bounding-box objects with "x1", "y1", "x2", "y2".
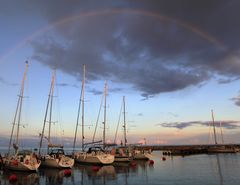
[{"x1": 0, "y1": 150, "x2": 240, "y2": 185}]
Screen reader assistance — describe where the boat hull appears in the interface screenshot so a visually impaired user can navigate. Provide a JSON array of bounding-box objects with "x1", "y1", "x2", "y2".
[
  {"x1": 114, "y1": 156, "x2": 131, "y2": 163},
  {"x1": 41, "y1": 155, "x2": 74, "y2": 168},
  {"x1": 75, "y1": 152, "x2": 114, "y2": 165},
  {"x1": 4, "y1": 155, "x2": 41, "y2": 172}
]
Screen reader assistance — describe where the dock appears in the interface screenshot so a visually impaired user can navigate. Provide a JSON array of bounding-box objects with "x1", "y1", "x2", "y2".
[{"x1": 134, "y1": 144, "x2": 240, "y2": 156}]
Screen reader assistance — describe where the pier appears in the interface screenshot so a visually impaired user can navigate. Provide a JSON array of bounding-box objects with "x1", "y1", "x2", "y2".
[{"x1": 134, "y1": 144, "x2": 240, "y2": 156}]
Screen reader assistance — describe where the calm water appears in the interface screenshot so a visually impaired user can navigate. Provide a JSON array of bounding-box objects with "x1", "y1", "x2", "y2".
[{"x1": 1, "y1": 151, "x2": 240, "y2": 185}]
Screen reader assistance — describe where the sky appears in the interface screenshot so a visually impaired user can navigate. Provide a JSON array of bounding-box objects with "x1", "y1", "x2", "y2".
[{"x1": 1, "y1": 0, "x2": 240, "y2": 148}]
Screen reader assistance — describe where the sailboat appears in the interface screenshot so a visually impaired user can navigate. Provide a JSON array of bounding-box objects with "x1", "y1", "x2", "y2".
[
  {"x1": 73, "y1": 65, "x2": 114, "y2": 165},
  {"x1": 207, "y1": 110, "x2": 237, "y2": 154},
  {"x1": 132, "y1": 146, "x2": 151, "y2": 160},
  {"x1": 4, "y1": 61, "x2": 41, "y2": 171},
  {"x1": 111, "y1": 96, "x2": 132, "y2": 163},
  {"x1": 39, "y1": 70, "x2": 74, "y2": 168}
]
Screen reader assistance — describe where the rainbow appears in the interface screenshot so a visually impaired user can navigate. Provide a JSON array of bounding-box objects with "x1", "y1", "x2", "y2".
[{"x1": 0, "y1": 8, "x2": 226, "y2": 63}]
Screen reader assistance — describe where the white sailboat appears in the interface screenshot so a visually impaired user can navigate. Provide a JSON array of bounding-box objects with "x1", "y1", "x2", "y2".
[
  {"x1": 73, "y1": 65, "x2": 114, "y2": 165},
  {"x1": 207, "y1": 110, "x2": 237, "y2": 153},
  {"x1": 4, "y1": 61, "x2": 41, "y2": 172},
  {"x1": 132, "y1": 147, "x2": 151, "y2": 160},
  {"x1": 132, "y1": 139, "x2": 151, "y2": 160},
  {"x1": 111, "y1": 96, "x2": 132, "y2": 163},
  {"x1": 39, "y1": 70, "x2": 74, "y2": 168}
]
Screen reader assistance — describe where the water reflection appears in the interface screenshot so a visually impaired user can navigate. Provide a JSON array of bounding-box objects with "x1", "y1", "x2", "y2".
[
  {"x1": 73, "y1": 160, "x2": 151, "y2": 185},
  {"x1": 1, "y1": 170, "x2": 39, "y2": 185},
  {"x1": 216, "y1": 154, "x2": 223, "y2": 185},
  {"x1": 1, "y1": 153, "x2": 239, "y2": 185},
  {"x1": 39, "y1": 168, "x2": 74, "y2": 185},
  {"x1": 74, "y1": 164, "x2": 117, "y2": 185}
]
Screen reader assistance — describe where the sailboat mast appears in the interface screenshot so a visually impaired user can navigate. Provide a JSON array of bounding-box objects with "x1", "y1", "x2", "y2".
[
  {"x1": 92, "y1": 93, "x2": 104, "y2": 142},
  {"x1": 103, "y1": 82, "x2": 107, "y2": 149},
  {"x1": 211, "y1": 109, "x2": 218, "y2": 145},
  {"x1": 7, "y1": 61, "x2": 28, "y2": 156},
  {"x1": 123, "y1": 96, "x2": 127, "y2": 147},
  {"x1": 72, "y1": 69, "x2": 83, "y2": 153},
  {"x1": 219, "y1": 122, "x2": 224, "y2": 144},
  {"x1": 39, "y1": 70, "x2": 55, "y2": 155},
  {"x1": 81, "y1": 64, "x2": 86, "y2": 151},
  {"x1": 113, "y1": 100, "x2": 123, "y2": 144},
  {"x1": 47, "y1": 70, "x2": 56, "y2": 153},
  {"x1": 16, "y1": 62, "x2": 28, "y2": 146}
]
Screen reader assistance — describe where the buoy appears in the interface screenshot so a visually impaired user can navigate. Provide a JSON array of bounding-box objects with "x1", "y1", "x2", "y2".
[
  {"x1": 92, "y1": 166, "x2": 100, "y2": 171},
  {"x1": 162, "y1": 157, "x2": 166, "y2": 161},
  {"x1": 9, "y1": 174, "x2": 17, "y2": 182},
  {"x1": 149, "y1": 160, "x2": 154, "y2": 165},
  {"x1": 130, "y1": 161, "x2": 137, "y2": 167},
  {"x1": 64, "y1": 169, "x2": 72, "y2": 177}
]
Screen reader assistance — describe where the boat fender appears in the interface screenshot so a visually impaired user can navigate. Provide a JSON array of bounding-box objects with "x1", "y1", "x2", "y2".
[
  {"x1": 149, "y1": 160, "x2": 154, "y2": 165},
  {"x1": 162, "y1": 157, "x2": 166, "y2": 161}
]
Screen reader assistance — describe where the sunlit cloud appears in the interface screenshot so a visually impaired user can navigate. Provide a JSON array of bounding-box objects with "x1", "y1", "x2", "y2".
[{"x1": 156, "y1": 120, "x2": 240, "y2": 130}]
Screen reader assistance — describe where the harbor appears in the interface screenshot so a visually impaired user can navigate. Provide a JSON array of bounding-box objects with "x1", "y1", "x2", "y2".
[
  {"x1": 1, "y1": 1, "x2": 240, "y2": 184},
  {"x1": 1, "y1": 151, "x2": 240, "y2": 185}
]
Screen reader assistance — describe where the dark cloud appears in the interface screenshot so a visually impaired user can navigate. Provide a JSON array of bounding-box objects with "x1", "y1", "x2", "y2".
[
  {"x1": 88, "y1": 87, "x2": 122, "y2": 96},
  {"x1": 109, "y1": 87, "x2": 123, "y2": 93},
  {"x1": 4, "y1": 0, "x2": 240, "y2": 97},
  {"x1": 157, "y1": 120, "x2": 240, "y2": 130},
  {"x1": 56, "y1": 83, "x2": 79, "y2": 88},
  {"x1": 88, "y1": 88, "x2": 103, "y2": 96},
  {"x1": 230, "y1": 95, "x2": 240, "y2": 106},
  {"x1": 218, "y1": 78, "x2": 238, "y2": 84}
]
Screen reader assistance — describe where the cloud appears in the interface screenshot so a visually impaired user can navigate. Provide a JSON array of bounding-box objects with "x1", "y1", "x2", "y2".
[
  {"x1": 0, "y1": 76, "x2": 18, "y2": 86},
  {"x1": 57, "y1": 83, "x2": 79, "y2": 88},
  {"x1": 88, "y1": 88, "x2": 103, "y2": 96},
  {"x1": 109, "y1": 87, "x2": 123, "y2": 93},
  {"x1": 218, "y1": 77, "x2": 240, "y2": 84},
  {"x1": 3, "y1": 0, "x2": 240, "y2": 97},
  {"x1": 230, "y1": 95, "x2": 240, "y2": 106},
  {"x1": 157, "y1": 120, "x2": 240, "y2": 130},
  {"x1": 88, "y1": 87, "x2": 122, "y2": 96}
]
